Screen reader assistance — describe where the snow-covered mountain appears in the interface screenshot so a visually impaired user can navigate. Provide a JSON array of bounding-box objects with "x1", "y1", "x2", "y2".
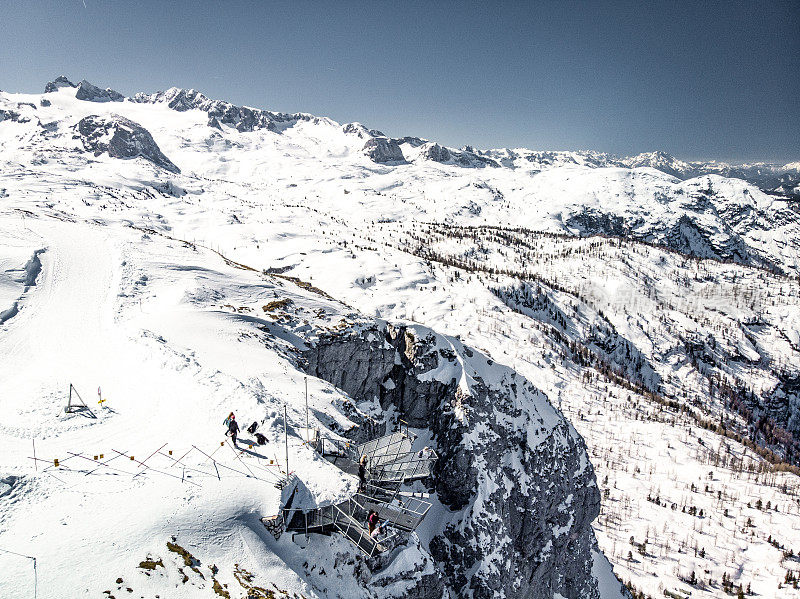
[{"x1": 1, "y1": 77, "x2": 799, "y2": 599}]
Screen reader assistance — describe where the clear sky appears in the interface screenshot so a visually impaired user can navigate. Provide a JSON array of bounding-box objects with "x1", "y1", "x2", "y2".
[{"x1": 2, "y1": 0, "x2": 798, "y2": 163}]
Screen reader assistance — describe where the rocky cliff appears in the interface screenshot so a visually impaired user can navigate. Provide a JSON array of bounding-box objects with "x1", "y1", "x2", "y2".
[
  {"x1": 76, "y1": 114, "x2": 180, "y2": 173},
  {"x1": 363, "y1": 137, "x2": 405, "y2": 163},
  {"x1": 304, "y1": 322, "x2": 609, "y2": 599}
]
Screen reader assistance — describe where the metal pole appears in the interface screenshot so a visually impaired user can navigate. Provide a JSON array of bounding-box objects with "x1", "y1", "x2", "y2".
[
  {"x1": 32, "y1": 439, "x2": 37, "y2": 472},
  {"x1": 284, "y1": 405, "x2": 289, "y2": 475},
  {"x1": 305, "y1": 377, "x2": 309, "y2": 443}
]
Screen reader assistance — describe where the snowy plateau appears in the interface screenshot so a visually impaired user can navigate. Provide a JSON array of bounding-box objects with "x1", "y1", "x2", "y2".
[{"x1": 1, "y1": 77, "x2": 799, "y2": 599}]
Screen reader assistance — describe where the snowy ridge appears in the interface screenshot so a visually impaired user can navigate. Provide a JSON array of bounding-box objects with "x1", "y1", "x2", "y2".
[
  {"x1": 132, "y1": 86, "x2": 328, "y2": 133},
  {"x1": 4, "y1": 78, "x2": 799, "y2": 276}
]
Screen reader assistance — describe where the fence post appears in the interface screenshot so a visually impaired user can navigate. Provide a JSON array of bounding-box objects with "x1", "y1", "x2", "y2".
[
  {"x1": 284, "y1": 405, "x2": 289, "y2": 475},
  {"x1": 305, "y1": 377, "x2": 309, "y2": 443}
]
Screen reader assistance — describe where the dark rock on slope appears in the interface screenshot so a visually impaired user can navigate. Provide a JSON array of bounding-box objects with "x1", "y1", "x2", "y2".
[
  {"x1": 363, "y1": 137, "x2": 405, "y2": 163},
  {"x1": 133, "y1": 87, "x2": 323, "y2": 133},
  {"x1": 44, "y1": 75, "x2": 76, "y2": 93},
  {"x1": 75, "y1": 80, "x2": 124, "y2": 102},
  {"x1": 77, "y1": 114, "x2": 180, "y2": 173},
  {"x1": 305, "y1": 323, "x2": 606, "y2": 599}
]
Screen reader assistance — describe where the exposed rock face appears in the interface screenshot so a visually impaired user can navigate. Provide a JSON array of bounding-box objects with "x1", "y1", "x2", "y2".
[
  {"x1": 75, "y1": 80, "x2": 124, "y2": 102},
  {"x1": 304, "y1": 322, "x2": 606, "y2": 598},
  {"x1": 342, "y1": 122, "x2": 385, "y2": 139},
  {"x1": 0, "y1": 110, "x2": 22, "y2": 123},
  {"x1": 76, "y1": 115, "x2": 180, "y2": 173},
  {"x1": 421, "y1": 142, "x2": 451, "y2": 163},
  {"x1": 133, "y1": 87, "x2": 322, "y2": 133},
  {"x1": 363, "y1": 137, "x2": 405, "y2": 163},
  {"x1": 396, "y1": 136, "x2": 427, "y2": 148},
  {"x1": 420, "y1": 142, "x2": 499, "y2": 168},
  {"x1": 369, "y1": 537, "x2": 445, "y2": 598},
  {"x1": 564, "y1": 183, "x2": 797, "y2": 275},
  {"x1": 764, "y1": 373, "x2": 800, "y2": 444},
  {"x1": 44, "y1": 75, "x2": 76, "y2": 93}
]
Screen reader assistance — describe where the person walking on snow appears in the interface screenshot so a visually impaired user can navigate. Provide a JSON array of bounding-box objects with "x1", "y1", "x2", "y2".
[{"x1": 225, "y1": 412, "x2": 240, "y2": 446}]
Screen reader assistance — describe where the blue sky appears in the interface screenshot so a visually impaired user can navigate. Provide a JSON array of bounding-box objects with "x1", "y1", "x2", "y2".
[{"x1": 2, "y1": 0, "x2": 798, "y2": 162}]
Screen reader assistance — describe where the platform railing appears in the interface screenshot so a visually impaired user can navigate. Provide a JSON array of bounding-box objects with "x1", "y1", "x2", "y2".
[
  {"x1": 317, "y1": 436, "x2": 357, "y2": 460},
  {"x1": 369, "y1": 450, "x2": 438, "y2": 483}
]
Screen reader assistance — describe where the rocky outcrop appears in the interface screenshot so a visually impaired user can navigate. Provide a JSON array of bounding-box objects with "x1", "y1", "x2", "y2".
[
  {"x1": 763, "y1": 372, "x2": 800, "y2": 447},
  {"x1": 75, "y1": 80, "x2": 124, "y2": 102},
  {"x1": 421, "y1": 142, "x2": 451, "y2": 163},
  {"x1": 76, "y1": 115, "x2": 180, "y2": 173},
  {"x1": 369, "y1": 538, "x2": 445, "y2": 598},
  {"x1": 342, "y1": 122, "x2": 385, "y2": 139},
  {"x1": 0, "y1": 109, "x2": 23, "y2": 123},
  {"x1": 396, "y1": 136, "x2": 427, "y2": 148},
  {"x1": 133, "y1": 87, "x2": 321, "y2": 133},
  {"x1": 304, "y1": 322, "x2": 607, "y2": 598},
  {"x1": 44, "y1": 75, "x2": 76, "y2": 93},
  {"x1": 420, "y1": 142, "x2": 499, "y2": 168},
  {"x1": 363, "y1": 138, "x2": 405, "y2": 164}
]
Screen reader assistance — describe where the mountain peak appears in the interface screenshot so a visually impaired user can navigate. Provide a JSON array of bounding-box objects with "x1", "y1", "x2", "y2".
[
  {"x1": 44, "y1": 75, "x2": 76, "y2": 93},
  {"x1": 75, "y1": 79, "x2": 125, "y2": 103}
]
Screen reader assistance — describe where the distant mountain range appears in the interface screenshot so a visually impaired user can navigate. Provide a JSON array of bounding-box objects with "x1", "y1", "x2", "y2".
[{"x1": 27, "y1": 77, "x2": 799, "y2": 196}]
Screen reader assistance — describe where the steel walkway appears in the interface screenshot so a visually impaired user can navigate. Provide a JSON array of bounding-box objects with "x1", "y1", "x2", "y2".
[{"x1": 273, "y1": 425, "x2": 438, "y2": 558}]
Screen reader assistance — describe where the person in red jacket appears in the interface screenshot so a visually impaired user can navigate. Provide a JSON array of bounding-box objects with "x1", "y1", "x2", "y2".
[{"x1": 367, "y1": 510, "x2": 379, "y2": 535}]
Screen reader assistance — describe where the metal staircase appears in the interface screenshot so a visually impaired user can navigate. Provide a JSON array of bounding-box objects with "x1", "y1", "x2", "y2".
[{"x1": 272, "y1": 425, "x2": 438, "y2": 558}]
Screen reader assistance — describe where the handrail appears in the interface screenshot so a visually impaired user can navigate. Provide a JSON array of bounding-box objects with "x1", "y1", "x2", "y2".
[
  {"x1": 318, "y1": 436, "x2": 355, "y2": 459},
  {"x1": 369, "y1": 454, "x2": 436, "y2": 483},
  {"x1": 330, "y1": 502, "x2": 384, "y2": 557},
  {"x1": 281, "y1": 428, "x2": 438, "y2": 557}
]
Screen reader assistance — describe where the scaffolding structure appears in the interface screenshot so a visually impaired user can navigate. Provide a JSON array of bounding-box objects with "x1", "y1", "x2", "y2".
[{"x1": 267, "y1": 425, "x2": 438, "y2": 558}]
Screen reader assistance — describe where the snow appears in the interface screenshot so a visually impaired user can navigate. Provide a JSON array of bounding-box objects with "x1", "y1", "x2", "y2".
[
  {"x1": 0, "y1": 213, "x2": 360, "y2": 597},
  {"x1": 0, "y1": 80, "x2": 797, "y2": 598},
  {"x1": 592, "y1": 549, "x2": 628, "y2": 599}
]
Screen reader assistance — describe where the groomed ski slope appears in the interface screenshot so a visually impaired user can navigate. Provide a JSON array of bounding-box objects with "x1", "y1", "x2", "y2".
[{"x1": 0, "y1": 214, "x2": 370, "y2": 598}]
